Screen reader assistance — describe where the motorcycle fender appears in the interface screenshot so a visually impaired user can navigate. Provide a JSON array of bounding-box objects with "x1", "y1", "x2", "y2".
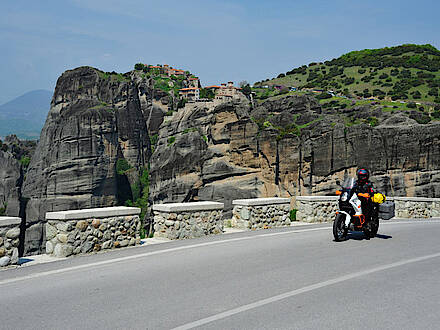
[{"x1": 339, "y1": 211, "x2": 351, "y2": 227}]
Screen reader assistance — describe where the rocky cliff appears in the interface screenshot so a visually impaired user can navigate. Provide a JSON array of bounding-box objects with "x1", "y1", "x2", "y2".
[
  {"x1": 0, "y1": 150, "x2": 21, "y2": 217},
  {"x1": 149, "y1": 94, "x2": 440, "y2": 218},
  {"x1": 21, "y1": 67, "x2": 152, "y2": 254}
]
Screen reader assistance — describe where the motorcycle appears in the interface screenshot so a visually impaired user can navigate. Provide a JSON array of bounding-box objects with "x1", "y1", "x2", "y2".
[{"x1": 333, "y1": 177, "x2": 380, "y2": 241}]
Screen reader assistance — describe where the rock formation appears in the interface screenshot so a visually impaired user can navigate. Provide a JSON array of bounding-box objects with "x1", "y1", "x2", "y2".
[
  {"x1": 0, "y1": 150, "x2": 21, "y2": 217},
  {"x1": 21, "y1": 67, "x2": 151, "y2": 254},
  {"x1": 149, "y1": 94, "x2": 440, "y2": 219}
]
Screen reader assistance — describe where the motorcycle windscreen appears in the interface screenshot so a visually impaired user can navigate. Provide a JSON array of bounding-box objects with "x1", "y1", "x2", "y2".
[{"x1": 341, "y1": 177, "x2": 356, "y2": 189}]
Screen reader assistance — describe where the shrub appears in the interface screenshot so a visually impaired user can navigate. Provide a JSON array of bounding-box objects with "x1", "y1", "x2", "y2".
[
  {"x1": 277, "y1": 73, "x2": 286, "y2": 78},
  {"x1": 134, "y1": 63, "x2": 144, "y2": 70},
  {"x1": 407, "y1": 102, "x2": 417, "y2": 108},
  {"x1": 289, "y1": 209, "x2": 297, "y2": 221},
  {"x1": 432, "y1": 111, "x2": 440, "y2": 119},
  {"x1": 167, "y1": 136, "x2": 176, "y2": 146},
  {"x1": 358, "y1": 68, "x2": 366, "y2": 74},
  {"x1": 0, "y1": 206, "x2": 5, "y2": 216},
  {"x1": 367, "y1": 117, "x2": 379, "y2": 127},
  {"x1": 343, "y1": 77, "x2": 355, "y2": 85},
  {"x1": 116, "y1": 158, "x2": 132, "y2": 175},
  {"x1": 428, "y1": 88, "x2": 439, "y2": 97},
  {"x1": 316, "y1": 92, "x2": 332, "y2": 100},
  {"x1": 412, "y1": 90, "x2": 422, "y2": 99},
  {"x1": 150, "y1": 134, "x2": 158, "y2": 146},
  {"x1": 415, "y1": 115, "x2": 431, "y2": 124},
  {"x1": 19, "y1": 156, "x2": 30, "y2": 168},
  {"x1": 177, "y1": 99, "x2": 187, "y2": 109}
]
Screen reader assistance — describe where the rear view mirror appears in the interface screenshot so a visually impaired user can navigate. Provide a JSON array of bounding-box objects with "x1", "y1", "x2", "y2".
[{"x1": 336, "y1": 180, "x2": 341, "y2": 186}]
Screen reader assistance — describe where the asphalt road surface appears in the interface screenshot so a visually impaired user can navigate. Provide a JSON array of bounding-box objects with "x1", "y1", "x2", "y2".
[{"x1": 1, "y1": 219, "x2": 440, "y2": 330}]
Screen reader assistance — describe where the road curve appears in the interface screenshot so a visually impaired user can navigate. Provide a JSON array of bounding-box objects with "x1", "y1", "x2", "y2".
[{"x1": 1, "y1": 219, "x2": 440, "y2": 330}]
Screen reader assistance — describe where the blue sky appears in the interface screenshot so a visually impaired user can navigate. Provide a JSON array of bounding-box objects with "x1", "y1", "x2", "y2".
[{"x1": 1, "y1": 0, "x2": 439, "y2": 104}]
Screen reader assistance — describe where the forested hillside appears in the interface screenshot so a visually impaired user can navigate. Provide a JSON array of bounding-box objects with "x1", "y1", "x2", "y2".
[{"x1": 258, "y1": 44, "x2": 440, "y2": 103}]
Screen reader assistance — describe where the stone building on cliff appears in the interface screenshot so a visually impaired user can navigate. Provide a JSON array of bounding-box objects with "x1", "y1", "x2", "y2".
[{"x1": 205, "y1": 82, "x2": 243, "y2": 101}]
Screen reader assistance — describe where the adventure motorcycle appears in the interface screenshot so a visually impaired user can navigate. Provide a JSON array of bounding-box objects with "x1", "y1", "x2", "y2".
[{"x1": 333, "y1": 177, "x2": 383, "y2": 241}]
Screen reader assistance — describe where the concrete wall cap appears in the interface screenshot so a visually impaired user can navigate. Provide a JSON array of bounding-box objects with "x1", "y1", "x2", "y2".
[
  {"x1": 46, "y1": 206, "x2": 141, "y2": 220},
  {"x1": 0, "y1": 216, "x2": 22, "y2": 226},
  {"x1": 296, "y1": 196, "x2": 339, "y2": 201},
  {"x1": 232, "y1": 198, "x2": 291, "y2": 206},
  {"x1": 388, "y1": 197, "x2": 440, "y2": 202},
  {"x1": 152, "y1": 201, "x2": 224, "y2": 212}
]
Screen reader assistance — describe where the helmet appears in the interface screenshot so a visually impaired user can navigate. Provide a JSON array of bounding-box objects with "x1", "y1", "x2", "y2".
[{"x1": 356, "y1": 168, "x2": 369, "y2": 184}]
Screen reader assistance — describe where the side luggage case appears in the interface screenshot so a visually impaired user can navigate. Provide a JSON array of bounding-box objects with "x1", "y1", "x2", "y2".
[{"x1": 379, "y1": 201, "x2": 395, "y2": 220}]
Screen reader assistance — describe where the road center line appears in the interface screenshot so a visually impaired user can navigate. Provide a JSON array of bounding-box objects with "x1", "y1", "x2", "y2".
[
  {"x1": 0, "y1": 227, "x2": 330, "y2": 286},
  {"x1": 172, "y1": 251, "x2": 440, "y2": 330}
]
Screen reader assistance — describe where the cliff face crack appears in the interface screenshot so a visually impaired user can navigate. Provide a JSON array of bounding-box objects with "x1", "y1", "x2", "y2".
[
  {"x1": 202, "y1": 171, "x2": 254, "y2": 185},
  {"x1": 275, "y1": 140, "x2": 280, "y2": 186}
]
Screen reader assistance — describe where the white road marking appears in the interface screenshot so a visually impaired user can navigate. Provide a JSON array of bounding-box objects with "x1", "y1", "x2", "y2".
[
  {"x1": 0, "y1": 227, "x2": 331, "y2": 285},
  {"x1": 172, "y1": 252, "x2": 440, "y2": 330},
  {"x1": 381, "y1": 219, "x2": 440, "y2": 225}
]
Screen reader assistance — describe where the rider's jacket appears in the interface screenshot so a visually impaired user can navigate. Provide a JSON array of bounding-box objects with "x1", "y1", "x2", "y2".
[{"x1": 354, "y1": 181, "x2": 375, "y2": 195}]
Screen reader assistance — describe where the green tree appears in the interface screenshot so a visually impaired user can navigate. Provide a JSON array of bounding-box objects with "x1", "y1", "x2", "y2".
[
  {"x1": 134, "y1": 63, "x2": 144, "y2": 70},
  {"x1": 116, "y1": 158, "x2": 132, "y2": 175},
  {"x1": 412, "y1": 90, "x2": 422, "y2": 99},
  {"x1": 19, "y1": 156, "x2": 30, "y2": 168},
  {"x1": 199, "y1": 88, "x2": 215, "y2": 99},
  {"x1": 241, "y1": 84, "x2": 252, "y2": 97}
]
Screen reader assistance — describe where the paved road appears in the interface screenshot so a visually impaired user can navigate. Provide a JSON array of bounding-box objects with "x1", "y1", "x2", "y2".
[{"x1": 1, "y1": 219, "x2": 440, "y2": 330}]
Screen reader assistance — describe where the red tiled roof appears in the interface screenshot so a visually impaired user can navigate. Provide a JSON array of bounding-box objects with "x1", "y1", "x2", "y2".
[
  {"x1": 179, "y1": 87, "x2": 199, "y2": 91},
  {"x1": 205, "y1": 85, "x2": 221, "y2": 89}
]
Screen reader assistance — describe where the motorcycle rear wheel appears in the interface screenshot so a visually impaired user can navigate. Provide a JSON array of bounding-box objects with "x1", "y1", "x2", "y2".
[
  {"x1": 364, "y1": 217, "x2": 379, "y2": 238},
  {"x1": 333, "y1": 214, "x2": 348, "y2": 242}
]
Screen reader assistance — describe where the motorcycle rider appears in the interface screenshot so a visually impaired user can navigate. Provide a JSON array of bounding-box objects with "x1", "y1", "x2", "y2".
[{"x1": 354, "y1": 168, "x2": 376, "y2": 235}]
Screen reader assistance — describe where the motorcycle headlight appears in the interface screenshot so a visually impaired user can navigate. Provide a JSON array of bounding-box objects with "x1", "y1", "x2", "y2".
[{"x1": 341, "y1": 192, "x2": 348, "y2": 202}]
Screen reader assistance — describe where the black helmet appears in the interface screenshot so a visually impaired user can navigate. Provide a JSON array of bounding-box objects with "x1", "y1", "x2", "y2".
[{"x1": 356, "y1": 168, "x2": 369, "y2": 183}]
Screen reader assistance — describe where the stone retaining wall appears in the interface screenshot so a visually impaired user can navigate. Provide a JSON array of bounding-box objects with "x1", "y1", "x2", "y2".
[
  {"x1": 0, "y1": 217, "x2": 21, "y2": 266},
  {"x1": 393, "y1": 197, "x2": 440, "y2": 218},
  {"x1": 296, "y1": 196, "x2": 440, "y2": 222},
  {"x1": 231, "y1": 198, "x2": 291, "y2": 230},
  {"x1": 296, "y1": 196, "x2": 339, "y2": 223},
  {"x1": 45, "y1": 207, "x2": 141, "y2": 258},
  {"x1": 152, "y1": 202, "x2": 224, "y2": 239}
]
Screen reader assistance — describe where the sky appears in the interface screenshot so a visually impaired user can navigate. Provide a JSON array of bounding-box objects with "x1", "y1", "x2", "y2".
[{"x1": 1, "y1": 0, "x2": 439, "y2": 104}]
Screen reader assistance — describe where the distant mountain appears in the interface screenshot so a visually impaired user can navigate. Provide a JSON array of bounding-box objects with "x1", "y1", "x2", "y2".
[{"x1": 0, "y1": 90, "x2": 52, "y2": 139}]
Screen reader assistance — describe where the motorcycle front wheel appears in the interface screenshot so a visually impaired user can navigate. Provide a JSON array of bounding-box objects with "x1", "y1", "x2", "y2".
[{"x1": 333, "y1": 214, "x2": 348, "y2": 242}]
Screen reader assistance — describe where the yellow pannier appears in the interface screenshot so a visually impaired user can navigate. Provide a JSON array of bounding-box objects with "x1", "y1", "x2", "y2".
[{"x1": 372, "y1": 193, "x2": 386, "y2": 204}]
